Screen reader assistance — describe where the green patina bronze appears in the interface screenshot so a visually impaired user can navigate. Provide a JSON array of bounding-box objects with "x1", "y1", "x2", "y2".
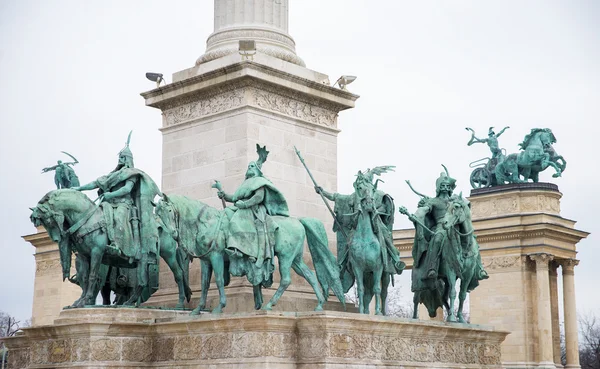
[
  {"x1": 41, "y1": 151, "x2": 81, "y2": 189},
  {"x1": 399, "y1": 166, "x2": 488, "y2": 323},
  {"x1": 467, "y1": 127, "x2": 566, "y2": 188},
  {"x1": 30, "y1": 133, "x2": 190, "y2": 308},
  {"x1": 313, "y1": 165, "x2": 405, "y2": 315},
  {"x1": 157, "y1": 144, "x2": 345, "y2": 313}
]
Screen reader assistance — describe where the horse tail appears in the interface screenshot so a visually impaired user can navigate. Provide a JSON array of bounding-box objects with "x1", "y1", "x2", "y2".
[
  {"x1": 175, "y1": 246, "x2": 192, "y2": 302},
  {"x1": 299, "y1": 217, "x2": 346, "y2": 308}
]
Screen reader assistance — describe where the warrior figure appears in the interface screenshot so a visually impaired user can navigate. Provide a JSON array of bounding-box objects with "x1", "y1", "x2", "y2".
[
  {"x1": 317, "y1": 167, "x2": 405, "y2": 291},
  {"x1": 401, "y1": 167, "x2": 487, "y2": 289},
  {"x1": 73, "y1": 132, "x2": 160, "y2": 295},
  {"x1": 466, "y1": 126, "x2": 510, "y2": 159},
  {"x1": 42, "y1": 151, "x2": 80, "y2": 189},
  {"x1": 216, "y1": 144, "x2": 289, "y2": 286}
]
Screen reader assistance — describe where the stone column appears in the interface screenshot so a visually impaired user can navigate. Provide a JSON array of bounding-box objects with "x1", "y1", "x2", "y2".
[
  {"x1": 198, "y1": 0, "x2": 305, "y2": 66},
  {"x1": 530, "y1": 253, "x2": 555, "y2": 369},
  {"x1": 562, "y1": 259, "x2": 580, "y2": 369},
  {"x1": 549, "y1": 261, "x2": 562, "y2": 366}
]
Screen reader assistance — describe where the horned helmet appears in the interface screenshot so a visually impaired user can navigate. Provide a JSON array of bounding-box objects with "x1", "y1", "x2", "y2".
[
  {"x1": 114, "y1": 131, "x2": 134, "y2": 171},
  {"x1": 435, "y1": 164, "x2": 456, "y2": 196},
  {"x1": 246, "y1": 144, "x2": 269, "y2": 179}
]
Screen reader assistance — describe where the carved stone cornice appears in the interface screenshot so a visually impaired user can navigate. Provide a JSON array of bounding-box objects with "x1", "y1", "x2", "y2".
[
  {"x1": 474, "y1": 226, "x2": 589, "y2": 245},
  {"x1": 160, "y1": 82, "x2": 342, "y2": 130},
  {"x1": 142, "y1": 60, "x2": 358, "y2": 110},
  {"x1": 529, "y1": 253, "x2": 554, "y2": 270}
]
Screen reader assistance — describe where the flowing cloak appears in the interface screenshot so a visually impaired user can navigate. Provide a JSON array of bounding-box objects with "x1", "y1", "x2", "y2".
[
  {"x1": 410, "y1": 197, "x2": 461, "y2": 293},
  {"x1": 96, "y1": 168, "x2": 160, "y2": 260},
  {"x1": 226, "y1": 176, "x2": 289, "y2": 259},
  {"x1": 334, "y1": 190, "x2": 401, "y2": 292}
]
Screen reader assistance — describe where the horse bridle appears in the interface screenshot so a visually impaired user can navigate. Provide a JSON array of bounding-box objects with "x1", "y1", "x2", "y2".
[{"x1": 158, "y1": 201, "x2": 180, "y2": 241}]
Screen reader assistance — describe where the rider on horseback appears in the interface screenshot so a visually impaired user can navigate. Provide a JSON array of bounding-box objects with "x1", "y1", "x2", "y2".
[
  {"x1": 73, "y1": 132, "x2": 160, "y2": 286},
  {"x1": 402, "y1": 169, "x2": 488, "y2": 283},
  {"x1": 216, "y1": 144, "x2": 289, "y2": 286},
  {"x1": 317, "y1": 168, "x2": 405, "y2": 284}
]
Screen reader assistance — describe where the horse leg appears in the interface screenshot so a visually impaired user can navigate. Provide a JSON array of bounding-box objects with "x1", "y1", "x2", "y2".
[
  {"x1": 160, "y1": 240, "x2": 186, "y2": 309},
  {"x1": 263, "y1": 256, "x2": 294, "y2": 311},
  {"x1": 457, "y1": 261, "x2": 474, "y2": 323},
  {"x1": 381, "y1": 273, "x2": 390, "y2": 316},
  {"x1": 191, "y1": 259, "x2": 212, "y2": 316},
  {"x1": 352, "y1": 265, "x2": 366, "y2": 314},
  {"x1": 412, "y1": 292, "x2": 419, "y2": 319},
  {"x1": 291, "y1": 256, "x2": 325, "y2": 311},
  {"x1": 446, "y1": 273, "x2": 457, "y2": 322},
  {"x1": 209, "y1": 252, "x2": 226, "y2": 314},
  {"x1": 373, "y1": 267, "x2": 384, "y2": 316},
  {"x1": 84, "y1": 247, "x2": 104, "y2": 306},
  {"x1": 72, "y1": 254, "x2": 90, "y2": 307},
  {"x1": 253, "y1": 285, "x2": 263, "y2": 310}
]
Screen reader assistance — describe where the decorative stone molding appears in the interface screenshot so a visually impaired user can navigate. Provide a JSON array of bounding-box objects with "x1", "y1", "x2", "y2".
[
  {"x1": 35, "y1": 259, "x2": 61, "y2": 276},
  {"x1": 529, "y1": 253, "x2": 554, "y2": 270},
  {"x1": 161, "y1": 84, "x2": 340, "y2": 129},
  {"x1": 6, "y1": 309, "x2": 508, "y2": 368},
  {"x1": 250, "y1": 88, "x2": 337, "y2": 127},
  {"x1": 482, "y1": 255, "x2": 523, "y2": 270},
  {"x1": 470, "y1": 192, "x2": 561, "y2": 219},
  {"x1": 559, "y1": 259, "x2": 579, "y2": 276},
  {"x1": 162, "y1": 89, "x2": 245, "y2": 127},
  {"x1": 207, "y1": 29, "x2": 296, "y2": 49}
]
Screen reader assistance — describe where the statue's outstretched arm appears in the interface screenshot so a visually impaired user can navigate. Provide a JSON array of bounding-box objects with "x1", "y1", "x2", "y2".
[
  {"x1": 74, "y1": 181, "x2": 99, "y2": 191},
  {"x1": 41, "y1": 165, "x2": 58, "y2": 172},
  {"x1": 236, "y1": 188, "x2": 265, "y2": 209},
  {"x1": 315, "y1": 186, "x2": 336, "y2": 201},
  {"x1": 496, "y1": 126, "x2": 510, "y2": 137}
]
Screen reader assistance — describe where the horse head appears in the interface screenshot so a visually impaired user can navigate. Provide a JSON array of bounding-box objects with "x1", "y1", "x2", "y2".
[
  {"x1": 442, "y1": 193, "x2": 471, "y2": 232},
  {"x1": 30, "y1": 193, "x2": 65, "y2": 243},
  {"x1": 156, "y1": 193, "x2": 179, "y2": 240}
]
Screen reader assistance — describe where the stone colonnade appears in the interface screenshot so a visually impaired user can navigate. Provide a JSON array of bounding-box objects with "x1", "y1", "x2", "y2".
[{"x1": 530, "y1": 254, "x2": 580, "y2": 368}]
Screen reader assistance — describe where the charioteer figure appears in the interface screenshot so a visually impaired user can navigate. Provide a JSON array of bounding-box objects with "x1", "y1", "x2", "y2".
[{"x1": 466, "y1": 126, "x2": 510, "y2": 160}]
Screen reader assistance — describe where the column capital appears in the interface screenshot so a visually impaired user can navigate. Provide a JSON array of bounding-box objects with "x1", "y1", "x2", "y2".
[
  {"x1": 560, "y1": 259, "x2": 580, "y2": 276},
  {"x1": 529, "y1": 253, "x2": 554, "y2": 270}
]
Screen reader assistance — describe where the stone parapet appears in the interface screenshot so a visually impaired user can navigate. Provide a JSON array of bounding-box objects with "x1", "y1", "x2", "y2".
[{"x1": 4, "y1": 308, "x2": 509, "y2": 369}]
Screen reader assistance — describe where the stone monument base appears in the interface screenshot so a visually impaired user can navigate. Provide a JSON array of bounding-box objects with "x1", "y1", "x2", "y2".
[{"x1": 4, "y1": 308, "x2": 508, "y2": 368}]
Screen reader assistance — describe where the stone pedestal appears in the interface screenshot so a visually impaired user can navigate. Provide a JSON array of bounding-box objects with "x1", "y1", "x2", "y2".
[
  {"x1": 22, "y1": 226, "x2": 81, "y2": 327},
  {"x1": 141, "y1": 0, "x2": 358, "y2": 312},
  {"x1": 466, "y1": 183, "x2": 588, "y2": 369},
  {"x1": 4, "y1": 308, "x2": 509, "y2": 369}
]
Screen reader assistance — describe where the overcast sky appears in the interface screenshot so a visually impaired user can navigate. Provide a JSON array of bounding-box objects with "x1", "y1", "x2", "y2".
[{"x1": 1, "y1": 1, "x2": 598, "y2": 323}]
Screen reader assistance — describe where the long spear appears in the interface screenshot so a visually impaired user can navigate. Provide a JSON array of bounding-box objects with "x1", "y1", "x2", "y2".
[{"x1": 294, "y1": 146, "x2": 347, "y2": 239}]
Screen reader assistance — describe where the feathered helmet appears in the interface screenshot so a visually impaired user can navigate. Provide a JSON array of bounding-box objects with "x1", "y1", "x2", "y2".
[
  {"x1": 488, "y1": 126, "x2": 495, "y2": 136},
  {"x1": 115, "y1": 131, "x2": 134, "y2": 170},
  {"x1": 248, "y1": 144, "x2": 269, "y2": 177},
  {"x1": 435, "y1": 164, "x2": 456, "y2": 195}
]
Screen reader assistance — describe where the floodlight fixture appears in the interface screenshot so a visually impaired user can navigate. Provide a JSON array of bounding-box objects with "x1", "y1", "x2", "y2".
[
  {"x1": 145, "y1": 72, "x2": 164, "y2": 88},
  {"x1": 239, "y1": 40, "x2": 256, "y2": 60},
  {"x1": 333, "y1": 75, "x2": 357, "y2": 91}
]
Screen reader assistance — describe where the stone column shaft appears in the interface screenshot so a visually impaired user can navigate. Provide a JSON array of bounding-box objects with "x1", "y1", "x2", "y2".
[
  {"x1": 549, "y1": 262, "x2": 561, "y2": 365},
  {"x1": 530, "y1": 253, "x2": 555, "y2": 368},
  {"x1": 562, "y1": 259, "x2": 580, "y2": 368}
]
